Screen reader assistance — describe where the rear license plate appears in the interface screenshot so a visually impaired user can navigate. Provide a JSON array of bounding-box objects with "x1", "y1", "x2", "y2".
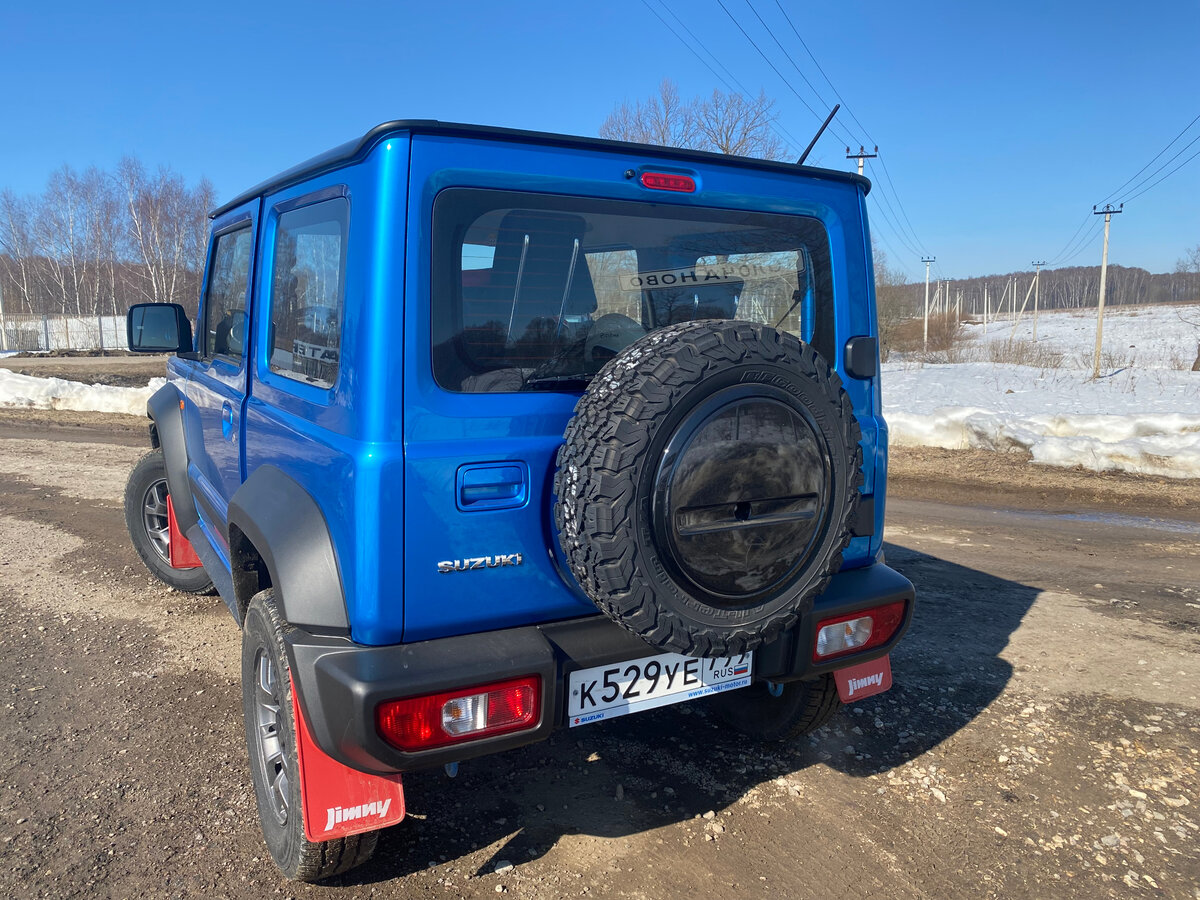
[{"x1": 567, "y1": 651, "x2": 752, "y2": 727}]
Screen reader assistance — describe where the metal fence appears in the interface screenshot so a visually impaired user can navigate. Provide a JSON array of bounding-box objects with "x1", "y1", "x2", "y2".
[{"x1": 0, "y1": 314, "x2": 129, "y2": 352}]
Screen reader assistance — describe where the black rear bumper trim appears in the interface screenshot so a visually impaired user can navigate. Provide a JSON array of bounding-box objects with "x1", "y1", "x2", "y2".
[{"x1": 285, "y1": 562, "x2": 915, "y2": 774}]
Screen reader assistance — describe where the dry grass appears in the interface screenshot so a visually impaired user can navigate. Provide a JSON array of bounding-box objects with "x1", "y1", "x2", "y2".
[
  {"x1": 985, "y1": 339, "x2": 1066, "y2": 369},
  {"x1": 886, "y1": 314, "x2": 965, "y2": 360}
]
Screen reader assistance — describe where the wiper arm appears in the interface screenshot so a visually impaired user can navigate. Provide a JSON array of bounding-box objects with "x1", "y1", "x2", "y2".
[
  {"x1": 521, "y1": 373, "x2": 594, "y2": 391},
  {"x1": 774, "y1": 289, "x2": 804, "y2": 329}
]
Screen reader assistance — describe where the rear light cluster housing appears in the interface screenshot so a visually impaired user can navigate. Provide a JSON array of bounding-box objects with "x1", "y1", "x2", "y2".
[
  {"x1": 813, "y1": 601, "x2": 907, "y2": 662},
  {"x1": 376, "y1": 676, "x2": 540, "y2": 751}
]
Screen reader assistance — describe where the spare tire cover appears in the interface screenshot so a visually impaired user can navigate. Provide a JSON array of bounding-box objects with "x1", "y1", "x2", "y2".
[{"x1": 554, "y1": 319, "x2": 863, "y2": 658}]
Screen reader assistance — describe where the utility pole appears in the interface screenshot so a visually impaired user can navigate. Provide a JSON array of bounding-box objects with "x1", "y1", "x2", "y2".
[
  {"x1": 922, "y1": 257, "x2": 935, "y2": 348},
  {"x1": 846, "y1": 145, "x2": 878, "y2": 176},
  {"x1": 1092, "y1": 204, "x2": 1122, "y2": 378},
  {"x1": 1031, "y1": 261, "x2": 1045, "y2": 341}
]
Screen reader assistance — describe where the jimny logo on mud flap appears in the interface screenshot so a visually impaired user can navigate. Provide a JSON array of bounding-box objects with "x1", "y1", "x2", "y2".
[
  {"x1": 437, "y1": 553, "x2": 523, "y2": 573},
  {"x1": 845, "y1": 673, "x2": 884, "y2": 697},
  {"x1": 325, "y1": 799, "x2": 393, "y2": 832}
]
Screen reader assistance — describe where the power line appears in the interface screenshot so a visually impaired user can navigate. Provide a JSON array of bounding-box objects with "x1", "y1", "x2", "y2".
[
  {"x1": 715, "y1": 0, "x2": 839, "y2": 132},
  {"x1": 733, "y1": 0, "x2": 934, "y2": 259},
  {"x1": 661, "y1": 0, "x2": 937, "y2": 271},
  {"x1": 1052, "y1": 216, "x2": 1106, "y2": 267},
  {"x1": 638, "y1": 0, "x2": 806, "y2": 154},
  {"x1": 1046, "y1": 211, "x2": 1093, "y2": 266},
  {"x1": 875, "y1": 153, "x2": 929, "y2": 256},
  {"x1": 867, "y1": 176, "x2": 923, "y2": 257},
  {"x1": 1117, "y1": 130, "x2": 1200, "y2": 204},
  {"x1": 1098, "y1": 111, "x2": 1200, "y2": 206},
  {"x1": 739, "y1": 0, "x2": 859, "y2": 147},
  {"x1": 870, "y1": 222, "x2": 918, "y2": 280},
  {"x1": 771, "y1": 0, "x2": 876, "y2": 146},
  {"x1": 1053, "y1": 218, "x2": 1105, "y2": 268}
]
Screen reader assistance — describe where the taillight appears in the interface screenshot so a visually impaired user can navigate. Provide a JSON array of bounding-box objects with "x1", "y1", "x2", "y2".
[
  {"x1": 639, "y1": 171, "x2": 696, "y2": 192},
  {"x1": 376, "y1": 676, "x2": 540, "y2": 751},
  {"x1": 813, "y1": 601, "x2": 906, "y2": 661}
]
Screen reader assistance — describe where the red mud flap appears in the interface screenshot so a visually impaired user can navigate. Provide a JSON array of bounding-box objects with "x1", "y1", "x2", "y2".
[
  {"x1": 289, "y1": 675, "x2": 406, "y2": 842},
  {"x1": 834, "y1": 654, "x2": 893, "y2": 703},
  {"x1": 165, "y1": 497, "x2": 203, "y2": 569}
]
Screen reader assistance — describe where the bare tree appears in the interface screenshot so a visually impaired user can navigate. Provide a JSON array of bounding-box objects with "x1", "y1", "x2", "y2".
[
  {"x1": 0, "y1": 189, "x2": 38, "y2": 313},
  {"x1": 1177, "y1": 244, "x2": 1200, "y2": 276},
  {"x1": 0, "y1": 157, "x2": 214, "y2": 320},
  {"x1": 601, "y1": 79, "x2": 786, "y2": 160},
  {"x1": 694, "y1": 88, "x2": 785, "y2": 159},
  {"x1": 117, "y1": 157, "x2": 214, "y2": 314},
  {"x1": 872, "y1": 241, "x2": 912, "y2": 359}
]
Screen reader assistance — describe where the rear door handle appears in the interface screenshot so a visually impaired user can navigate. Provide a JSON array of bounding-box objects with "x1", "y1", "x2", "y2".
[
  {"x1": 457, "y1": 463, "x2": 528, "y2": 511},
  {"x1": 221, "y1": 402, "x2": 234, "y2": 440}
]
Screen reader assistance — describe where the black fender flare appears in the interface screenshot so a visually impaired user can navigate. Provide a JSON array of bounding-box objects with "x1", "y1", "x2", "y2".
[
  {"x1": 146, "y1": 383, "x2": 198, "y2": 533},
  {"x1": 227, "y1": 465, "x2": 350, "y2": 633}
]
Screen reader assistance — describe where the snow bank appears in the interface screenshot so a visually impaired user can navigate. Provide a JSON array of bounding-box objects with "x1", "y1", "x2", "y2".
[
  {"x1": 0, "y1": 369, "x2": 164, "y2": 416},
  {"x1": 885, "y1": 303, "x2": 1200, "y2": 479},
  {"x1": 887, "y1": 405, "x2": 1200, "y2": 479}
]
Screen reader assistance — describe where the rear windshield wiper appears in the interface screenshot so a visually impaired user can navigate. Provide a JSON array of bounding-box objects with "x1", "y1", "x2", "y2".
[{"x1": 521, "y1": 373, "x2": 594, "y2": 391}]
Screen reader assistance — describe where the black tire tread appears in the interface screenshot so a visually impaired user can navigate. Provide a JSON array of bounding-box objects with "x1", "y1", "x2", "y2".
[
  {"x1": 708, "y1": 675, "x2": 842, "y2": 742},
  {"x1": 244, "y1": 590, "x2": 379, "y2": 882},
  {"x1": 554, "y1": 320, "x2": 863, "y2": 657},
  {"x1": 123, "y1": 450, "x2": 214, "y2": 594}
]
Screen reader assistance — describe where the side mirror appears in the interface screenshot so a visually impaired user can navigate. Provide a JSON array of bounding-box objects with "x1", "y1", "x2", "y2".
[{"x1": 126, "y1": 303, "x2": 194, "y2": 354}]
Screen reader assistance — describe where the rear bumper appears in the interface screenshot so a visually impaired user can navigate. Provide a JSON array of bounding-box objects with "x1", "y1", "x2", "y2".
[{"x1": 286, "y1": 562, "x2": 914, "y2": 775}]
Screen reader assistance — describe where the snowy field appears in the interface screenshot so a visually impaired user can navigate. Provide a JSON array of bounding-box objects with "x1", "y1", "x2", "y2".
[{"x1": 885, "y1": 303, "x2": 1200, "y2": 479}]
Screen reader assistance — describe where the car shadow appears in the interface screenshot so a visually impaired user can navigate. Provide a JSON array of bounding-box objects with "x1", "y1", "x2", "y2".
[{"x1": 334, "y1": 538, "x2": 1040, "y2": 884}]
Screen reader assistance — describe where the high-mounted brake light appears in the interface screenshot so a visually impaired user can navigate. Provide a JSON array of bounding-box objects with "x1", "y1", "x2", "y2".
[
  {"x1": 813, "y1": 601, "x2": 906, "y2": 661},
  {"x1": 639, "y1": 171, "x2": 696, "y2": 193},
  {"x1": 376, "y1": 676, "x2": 540, "y2": 751}
]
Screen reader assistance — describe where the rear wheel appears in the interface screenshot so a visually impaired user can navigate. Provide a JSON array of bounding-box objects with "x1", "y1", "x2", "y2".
[
  {"x1": 123, "y1": 450, "x2": 213, "y2": 593},
  {"x1": 707, "y1": 676, "x2": 841, "y2": 741},
  {"x1": 241, "y1": 589, "x2": 379, "y2": 881}
]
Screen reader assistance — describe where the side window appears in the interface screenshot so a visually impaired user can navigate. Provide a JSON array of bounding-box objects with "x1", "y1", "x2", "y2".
[
  {"x1": 204, "y1": 227, "x2": 253, "y2": 361},
  {"x1": 268, "y1": 197, "x2": 349, "y2": 389}
]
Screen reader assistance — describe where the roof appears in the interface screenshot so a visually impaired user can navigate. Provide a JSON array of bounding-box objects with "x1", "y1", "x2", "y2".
[{"x1": 211, "y1": 119, "x2": 870, "y2": 219}]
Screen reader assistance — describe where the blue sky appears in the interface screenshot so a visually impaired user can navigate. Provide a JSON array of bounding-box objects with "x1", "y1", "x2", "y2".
[{"x1": 2, "y1": 0, "x2": 1197, "y2": 281}]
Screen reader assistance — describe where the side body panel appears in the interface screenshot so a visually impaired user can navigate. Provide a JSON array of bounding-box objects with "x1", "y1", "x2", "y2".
[{"x1": 241, "y1": 137, "x2": 410, "y2": 645}]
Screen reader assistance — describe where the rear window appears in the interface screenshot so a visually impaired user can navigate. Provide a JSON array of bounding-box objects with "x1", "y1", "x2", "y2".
[{"x1": 432, "y1": 189, "x2": 834, "y2": 393}]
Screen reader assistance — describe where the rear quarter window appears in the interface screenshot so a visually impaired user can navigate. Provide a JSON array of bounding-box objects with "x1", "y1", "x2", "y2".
[{"x1": 267, "y1": 197, "x2": 349, "y2": 389}]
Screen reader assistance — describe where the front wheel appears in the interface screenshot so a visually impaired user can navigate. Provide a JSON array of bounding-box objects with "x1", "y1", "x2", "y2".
[
  {"x1": 241, "y1": 590, "x2": 378, "y2": 881},
  {"x1": 123, "y1": 450, "x2": 213, "y2": 593},
  {"x1": 707, "y1": 676, "x2": 841, "y2": 741}
]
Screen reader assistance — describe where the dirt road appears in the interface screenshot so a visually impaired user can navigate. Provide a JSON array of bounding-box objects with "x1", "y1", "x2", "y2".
[{"x1": 0, "y1": 417, "x2": 1196, "y2": 899}]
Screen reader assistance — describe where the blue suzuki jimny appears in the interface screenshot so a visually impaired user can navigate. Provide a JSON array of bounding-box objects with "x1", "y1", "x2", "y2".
[{"x1": 123, "y1": 120, "x2": 914, "y2": 881}]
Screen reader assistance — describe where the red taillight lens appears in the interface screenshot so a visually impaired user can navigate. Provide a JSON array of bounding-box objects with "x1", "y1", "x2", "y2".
[
  {"x1": 813, "y1": 601, "x2": 907, "y2": 661},
  {"x1": 375, "y1": 676, "x2": 540, "y2": 751},
  {"x1": 639, "y1": 171, "x2": 696, "y2": 192}
]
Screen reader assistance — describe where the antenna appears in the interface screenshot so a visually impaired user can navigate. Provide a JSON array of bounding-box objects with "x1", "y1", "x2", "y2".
[{"x1": 797, "y1": 104, "x2": 840, "y2": 166}]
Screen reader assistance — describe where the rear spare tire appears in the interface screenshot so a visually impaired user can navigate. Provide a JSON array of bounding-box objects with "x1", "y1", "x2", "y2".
[{"x1": 554, "y1": 320, "x2": 862, "y2": 657}]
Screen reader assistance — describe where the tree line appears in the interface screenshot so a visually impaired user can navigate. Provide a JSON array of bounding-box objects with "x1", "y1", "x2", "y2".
[
  {"x1": 0, "y1": 159, "x2": 213, "y2": 319},
  {"x1": 874, "y1": 251, "x2": 1200, "y2": 322}
]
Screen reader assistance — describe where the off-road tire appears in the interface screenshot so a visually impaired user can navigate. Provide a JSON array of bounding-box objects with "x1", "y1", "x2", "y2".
[
  {"x1": 241, "y1": 589, "x2": 379, "y2": 881},
  {"x1": 555, "y1": 320, "x2": 862, "y2": 657},
  {"x1": 123, "y1": 450, "x2": 214, "y2": 593},
  {"x1": 708, "y1": 675, "x2": 841, "y2": 741}
]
